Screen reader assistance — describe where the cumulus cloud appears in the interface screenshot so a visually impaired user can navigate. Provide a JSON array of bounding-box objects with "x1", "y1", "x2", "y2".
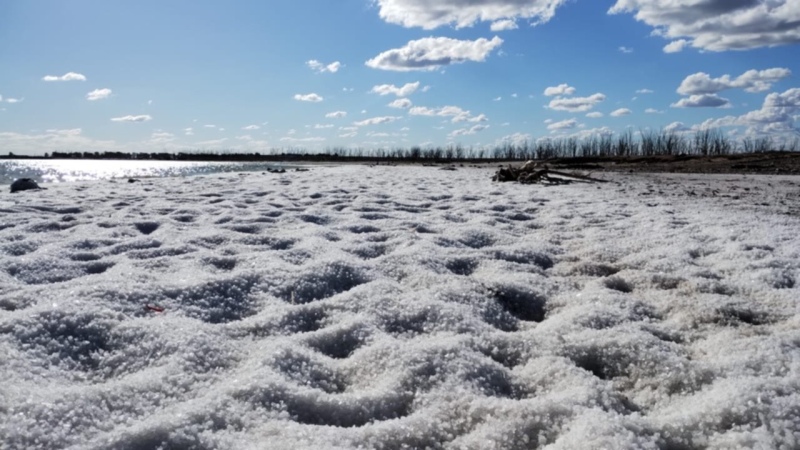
[
  {"x1": 663, "y1": 39, "x2": 689, "y2": 53},
  {"x1": 86, "y1": 88, "x2": 112, "y2": 101},
  {"x1": 609, "y1": 0, "x2": 800, "y2": 52},
  {"x1": 450, "y1": 124, "x2": 489, "y2": 137},
  {"x1": 636, "y1": 89, "x2": 654, "y2": 94},
  {"x1": 409, "y1": 105, "x2": 486, "y2": 123},
  {"x1": 586, "y1": 112, "x2": 604, "y2": 118},
  {"x1": 490, "y1": 19, "x2": 518, "y2": 31},
  {"x1": 242, "y1": 125, "x2": 261, "y2": 131},
  {"x1": 365, "y1": 36, "x2": 503, "y2": 71},
  {"x1": 699, "y1": 88, "x2": 800, "y2": 137},
  {"x1": 547, "y1": 118, "x2": 579, "y2": 131},
  {"x1": 388, "y1": 98, "x2": 413, "y2": 109},
  {"x1": 110, "y1": 115, "x2": 152, "y2": 123},
  {"x1": 611, "y1": 108, "x2": 632, "y2": 117},
  {"x1": 42, "y1": 72, "x2": 86, "y2": 82},
  {"x1": 374, "y1": 0, "x2": 570, "y2": 29},
  {"x1": 326, "y1": 111, "x2": 348, "y2": 119},
  {"x1": 664, "y1": 121, "x2": 690, "y2": 133},
  {"x1": 354, "y1": 116, "x2": 401, "y2": 127},
  {"x1": 544, "y1": 84, "x2": 576, "y2": 96},
  {"x1": 671, "y1": 94, "x2": 731, "y2": 108},
  {"x1": 677, "y1": 68, "x2": 791, "y2": 95},
  {"x1": 294, "y1": 93, "x2": 324, "y2": 102},
  {"x1": 5, "y1": 97, "x2": 23, "y2": 103},
  {"x1": 497, "y1": 132, "x2": 532, "y2": 147},
  {"x1": 307, "y1": 60, "x2": 342, "y2": 73},
  {"x1": 645, "y1": 108, "x2": 663, "y2": 114},
  {"x1": 548, "y1": 93, "x2": 606, "y2": 112},
  {"x1": 371, "y1": 82, "x2": 420, "y2": 97}
]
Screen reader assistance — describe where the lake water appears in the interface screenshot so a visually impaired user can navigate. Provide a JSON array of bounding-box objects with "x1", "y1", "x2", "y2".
[{"x1": 0, "y1": 160, "x2": 290, "y2": 185}]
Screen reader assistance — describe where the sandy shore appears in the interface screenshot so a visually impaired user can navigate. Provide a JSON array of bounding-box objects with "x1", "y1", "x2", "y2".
[{"x1": 1, "y1": 166, "x2": 799, "y2": 449}]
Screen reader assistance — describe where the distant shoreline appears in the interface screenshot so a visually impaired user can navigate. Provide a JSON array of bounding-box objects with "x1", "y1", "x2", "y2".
[{"x1": 3, "y1": 151, "x2": 800, "y2": 175}]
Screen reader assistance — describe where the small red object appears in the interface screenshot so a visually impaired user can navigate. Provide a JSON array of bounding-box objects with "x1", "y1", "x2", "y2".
[{"x1": 145, "y1": 304, "x2": 165, "y2": 313}]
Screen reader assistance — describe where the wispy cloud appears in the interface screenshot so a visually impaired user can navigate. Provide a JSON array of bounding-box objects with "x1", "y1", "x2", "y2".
[
  {"x1": 388, "y1": 98, "x2": 413, "y2": 109},
  {"x1": 548, "y1": 93, "x2": 606, "y2": 112},
  {"x1": 610, "y1": 108, "x2": 632, "y2": 117},
  {"x1": 671, "y1": 94, "x2": 731, "y2": 108},
  {"x1": 490, "y1": 19, "x2": 518, "y2": 31},
  {"x1": 242, "y1": 125, "x2": 260, "y2": 131},
  {"x1": 366, "y1": 36, "x2": 503, "y2": 71},
  {"x1": 547, "y1": 118, "x2": 579, "y2": 131},
  {"x1": 371, "y1": 82, "x2": 420, "y2": 97},
  {"x1": 42, "y1": 72, "x2": 86, "y2": 82},
  {"x1": 294, "y1": 93, "x2": 324, "y2": 102},
  {"x1": 354, "y1": 116, "x2": 401, "y2": 127},
  {"x1": 325, "y1": 111, "x2": 348, "y2": 119},
  {"x1": 618, "y1": 46, "x2": 633, "y2": 53},
  {"x1": 306, "y1": 60, "x2": 342, "y2": 73},
  {"x1": 110, "y1": 115, "x2": 152, "y2": 123},
  {"x1": 86, "y1": 88, "x2": 112, "y2": 101}
]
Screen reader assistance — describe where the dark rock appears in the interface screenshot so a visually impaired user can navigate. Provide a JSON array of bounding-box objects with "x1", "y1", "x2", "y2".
[{"x1": 10, "y1": 178, "x2": 43, "y2": 193}]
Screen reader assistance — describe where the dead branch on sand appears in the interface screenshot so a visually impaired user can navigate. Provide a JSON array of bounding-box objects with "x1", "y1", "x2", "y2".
[{"x1": 493, "y1": 161, "x2": 609, "y2": 185}]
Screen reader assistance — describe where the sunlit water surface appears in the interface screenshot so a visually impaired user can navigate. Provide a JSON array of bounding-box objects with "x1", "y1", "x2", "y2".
[{"x1": 0, "y1": 160, "x2": 288, "y2": 185}]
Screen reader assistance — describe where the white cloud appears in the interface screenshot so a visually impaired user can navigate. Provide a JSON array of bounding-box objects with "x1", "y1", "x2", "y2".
[
  {"x1": 371, "y1": 82, "x2": 420, "y2": 97},
  {"x1": 5, "y1": 97, "x2": 23, "y2": 104},
  {"x1": 636, "y1": 89, "x2": 654, "y2": 94},
  {"x1": 586, "y1": 112, "x2": 604, "y2": 118},
  {"x1": 294, "y1": 93, "x2": 324, "y2": 102},
  {"x1": 497, "y1": 132, "x2": 531, "y2": 147},
  {"x1": 388, "y1": 98, "x2": 413, "y2": 109},
  {"x1": 547, "y1": 118, "x2": 579, "y2": 131},
  {"x1": 664, "y1": 122, "x2": 691, "y2": 133},
  {"x1": 645, "y1": 108, "x2": 663, "y2": 114},
  {"x1": 314, "y1": 124, "x2": 334, "y2": 129},
  {"x1": 677, "y1": 68, "x2": 791, "y2": 96},
  {"x1": 609, "y1": 0, "x2": 800, "y2": 52},
  {"x1": 544, "y1": 84, "x2": 576, "y2": 97},
  {"x1": 698, "y1": 88, "x2": 800, "y2": 138},
  {"x1": 409, "y1": 105, "x2": 485, "y2": 123},
  {"x1": 42, "y1": 72, "x2": 86, "y2": 82},
  {"x1": 450, "y1": 124, "x2": 489, "y2": 137},
  {"x1": 618, "y1": 46, "x2": 633, "y2": 53},
  {"x1": 280, "y1": 136, "x2": 326, "y2": 143},
  {"x1": 204, "y1": 124, "x2": 217, "y2": 129},
  {"x1": 354, "y1": 116, "x2": 401, "y2": 127},
  {"x1": 611, "y1": 108, "x2": 632, "y2": 117},
  {"x1": 548, "y1": 93, "x2": 606, "y2": 112},
  {"x1": 242, "y1": 125, "x2": 260, "y2": 131},
  {"x1": 365, "y1": 36, "x2": 503, "y2": 71},
  {"x1": 663, "y1": 39, "x2": 689, "y2": 53},
  {"x1": 671, "y1": 94, "x2": 732, "y2": 108},
  {"x1": 110, "y1": 115, "x2": 152, "y2": 123},
  {"x1": 490, "y1": 19, "x2": 518, "y2": 31},
  {"x1": 307, "y1": 60, "x2": 342, "y2": 73},
  {"x1": 374, "y1": 0, "x2": 570, "y2": 29},
  {"x1": 326, "y1": 111, "x2": 348, "y2": 119},
  {"x1": 86, "y1": 88, "x2": 112, "y2": 101}
]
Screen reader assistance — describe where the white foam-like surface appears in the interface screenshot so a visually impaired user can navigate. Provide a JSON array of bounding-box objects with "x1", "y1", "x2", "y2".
[{"x1": 1, "y1": 166, "x2": 799, "y2": 449}]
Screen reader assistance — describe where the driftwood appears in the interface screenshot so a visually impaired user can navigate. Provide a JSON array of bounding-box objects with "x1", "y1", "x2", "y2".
[{"x1": 493, "y1": 161, "x2": 609, "y2": 185}]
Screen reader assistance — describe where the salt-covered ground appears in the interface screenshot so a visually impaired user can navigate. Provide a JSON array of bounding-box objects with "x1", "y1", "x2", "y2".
[{"x1": 1, "y1": 166, "x2": 799, "y2": 450}]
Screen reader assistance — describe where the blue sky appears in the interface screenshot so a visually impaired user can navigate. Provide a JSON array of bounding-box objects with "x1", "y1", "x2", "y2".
[{"x1": 1, "y1": 0, "x2": 799, "y2": 155}]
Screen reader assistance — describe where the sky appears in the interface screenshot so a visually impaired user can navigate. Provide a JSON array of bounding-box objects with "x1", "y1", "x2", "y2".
[{"x1": 1, "y1": 0, "x2": 799, "y2": 155}]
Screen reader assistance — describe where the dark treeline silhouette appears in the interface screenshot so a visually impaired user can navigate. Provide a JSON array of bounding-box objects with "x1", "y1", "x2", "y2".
[{"x1": 3, "y1": 129, "x2": 798, "y2": 163}]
